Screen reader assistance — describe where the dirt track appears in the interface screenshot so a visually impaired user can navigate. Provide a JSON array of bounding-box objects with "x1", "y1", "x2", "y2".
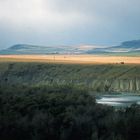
[{"x1": 0, "y1": 55, "x2": 140, "y2": 64}]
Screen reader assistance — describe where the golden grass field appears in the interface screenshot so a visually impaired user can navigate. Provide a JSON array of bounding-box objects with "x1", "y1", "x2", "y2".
[{"x1": 0, "y1": 55, "x2": 140, "y2": 64}]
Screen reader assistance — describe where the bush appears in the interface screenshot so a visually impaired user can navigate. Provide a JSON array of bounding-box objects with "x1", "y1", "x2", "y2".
[{"x1": 0, "y1": 85, "x2": 139, "y2": 140}]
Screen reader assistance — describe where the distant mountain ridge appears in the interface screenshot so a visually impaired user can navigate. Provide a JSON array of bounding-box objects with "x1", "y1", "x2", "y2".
[
  {"x1": 0, "y1": 39, "x2": 140, "y2": 55},
  {"x1": 87, "y1": 40, "x2": 140, "y2": 54},
  {"x1": 0, "y1": 44, "x2": 104, "y2": 54}
]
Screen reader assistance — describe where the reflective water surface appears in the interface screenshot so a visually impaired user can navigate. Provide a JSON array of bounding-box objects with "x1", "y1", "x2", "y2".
[{"x1": 96, "y1": 94, "x2": 140, "y2": 107}]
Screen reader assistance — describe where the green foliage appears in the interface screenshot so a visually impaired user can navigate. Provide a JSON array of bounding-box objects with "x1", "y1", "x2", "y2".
[
  {"x1": 0, "y1": 85, "x2": 139, "y2": 140},
  {"x1": 0, "y1": 62, "x2": 140, "y2": 93},
  {"x1": 0, "y1": 62, "x2": 140, "y2": 139}
]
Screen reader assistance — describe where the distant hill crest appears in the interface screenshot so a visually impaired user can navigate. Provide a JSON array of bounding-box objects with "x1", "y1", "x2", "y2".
[{"x1": 0, "y1": 39, "x2": 140, "y2": 55}]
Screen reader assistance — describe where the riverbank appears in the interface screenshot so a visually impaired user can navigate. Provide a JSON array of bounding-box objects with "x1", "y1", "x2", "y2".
[{"x1": 0, "y1": 62, "x2": 140, "y2": 93}]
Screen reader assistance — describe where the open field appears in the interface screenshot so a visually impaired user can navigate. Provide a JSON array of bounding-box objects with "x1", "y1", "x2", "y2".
[{"x1": 0, "y1": 55, "x2": 140, "y2": 64}]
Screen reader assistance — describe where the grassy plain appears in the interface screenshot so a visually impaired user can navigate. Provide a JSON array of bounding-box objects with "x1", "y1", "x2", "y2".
[{"x1": 0, "y1": 55, "x2": 140, "y2": 64}]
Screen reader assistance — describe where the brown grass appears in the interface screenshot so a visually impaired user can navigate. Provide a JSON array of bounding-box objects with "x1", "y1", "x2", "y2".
[{"x1": 0, "y1": 55, "x2": 140, "y2": 64}]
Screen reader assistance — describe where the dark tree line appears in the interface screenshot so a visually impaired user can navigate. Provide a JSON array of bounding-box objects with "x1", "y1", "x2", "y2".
[{"x1": 0, "y1": 84, "x2": 140, "y2": 140}]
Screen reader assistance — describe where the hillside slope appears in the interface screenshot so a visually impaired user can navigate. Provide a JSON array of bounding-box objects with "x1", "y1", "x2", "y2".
[
  {"x1": 0, "y1": 39, "x2": 140, "y2": 55},
  {"x1": 0, "y1": 62, "x2": 140, "y2": 93},
  {"x1": 87, "y1": 40, "x2": 140, "y2": 55},
  {"x1": 0, "y1": 44, "x2": 103, "y2": 54}
]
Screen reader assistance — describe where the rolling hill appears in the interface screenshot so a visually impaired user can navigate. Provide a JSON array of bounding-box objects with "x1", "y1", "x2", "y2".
[
  {"x1": 87, "y1": 40, "x2": 140, "y2": 55},
  {"x1": 0, "y1": 39, "x2": 140, "y2": 55},
  {"x1": 0, "y1": 44, "x2": 103, "y2": 54}
]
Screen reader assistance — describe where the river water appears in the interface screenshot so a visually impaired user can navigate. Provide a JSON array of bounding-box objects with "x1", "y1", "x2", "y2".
[{"x1": 96, "y1": 94, "x2": 140, "y2": 107}]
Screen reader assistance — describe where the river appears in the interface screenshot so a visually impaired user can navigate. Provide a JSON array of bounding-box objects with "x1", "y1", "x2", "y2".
[{"x1": 96, "y1": 94, "x2": 140, "y2": 107}]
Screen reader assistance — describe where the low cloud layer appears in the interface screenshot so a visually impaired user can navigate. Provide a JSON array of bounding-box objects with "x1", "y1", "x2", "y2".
[{"x1": 0, "y1": 0, "x2": 140, "y2": 48}]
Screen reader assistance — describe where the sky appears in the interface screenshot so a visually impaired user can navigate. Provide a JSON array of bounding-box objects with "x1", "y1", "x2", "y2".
[{"x1": 0, "y1": 0, "x2": 140, "y2": 49}]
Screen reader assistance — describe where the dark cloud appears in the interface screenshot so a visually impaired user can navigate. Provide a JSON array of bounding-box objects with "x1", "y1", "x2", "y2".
[{"x1": 0, "y1": 0, "x2": 140, "y2": 49}]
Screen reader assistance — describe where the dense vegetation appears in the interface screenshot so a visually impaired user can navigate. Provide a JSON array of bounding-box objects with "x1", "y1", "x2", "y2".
[
  {"x1": 0, "y1": 62, "x2": 140, "y2": 93},
  {"x1": 0, "y1": 62, "x2": 140, "y2": 140},
  {"x1": 0, "y1": 84, "x2": 140, "y2": 140}
]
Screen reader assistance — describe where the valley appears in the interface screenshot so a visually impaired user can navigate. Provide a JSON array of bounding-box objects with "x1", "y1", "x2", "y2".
[{"x1": 0, "y1": 57, "x2": 140, "y2": 140}]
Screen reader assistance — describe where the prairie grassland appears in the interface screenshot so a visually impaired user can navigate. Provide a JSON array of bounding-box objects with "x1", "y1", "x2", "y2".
[{"x1": 0, "y1": 55, "x2": 140, "y2": 64}]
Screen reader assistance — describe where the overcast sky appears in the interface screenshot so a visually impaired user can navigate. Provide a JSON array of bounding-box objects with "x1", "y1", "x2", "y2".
[{"x1": 0, "y1": 0, "x2": 140, "y2": 49}]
